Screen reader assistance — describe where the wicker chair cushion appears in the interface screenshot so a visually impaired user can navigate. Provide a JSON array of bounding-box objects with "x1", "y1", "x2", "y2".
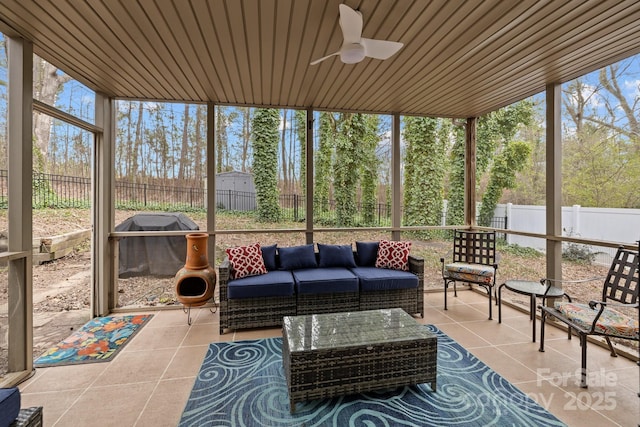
[
  {"x1": 375, "y1": 240, "x2": 411, "y2": 271},
  {"x1": 279, "y1": 244, "x2": 318, "y2": 270},
  {"x1": 445, "y1": 262, "x2": 495, "y2": 284},
  {"x1": 0, "y1": 387, "x2": 20, "y2": 427},
  {"x1": 356, "y1": 241, "x2": 379, "y2": 266},
  {"x1": 261, "y1": 244, "x2": 278, "y2": 271},
  {"x1": 318, "y1": 243, "x2": 357, "y2": 268},
  {"x1": 350, "y1": 266, "x2": 418, "y2": 291},
  {"x1": 227, "y1": 270, "x2": 295, "y2": 299},
  {"x1": 293, "y1": 267, "x2": 359, "y2": 294},
  {"x1": 554, "y1": 301, "x2": 639, "y2": 339}
]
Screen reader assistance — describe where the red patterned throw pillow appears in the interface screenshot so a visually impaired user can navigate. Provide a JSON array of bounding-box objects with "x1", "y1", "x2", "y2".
[
  {"x1": 226, "y1": 243, "x2": 268, "y2": 279},
  {"x1": 375, "y1": 240, "x2": 411, "y2": 271}
]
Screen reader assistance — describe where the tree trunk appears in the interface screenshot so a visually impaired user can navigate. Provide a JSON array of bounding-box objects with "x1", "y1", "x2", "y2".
[
  {"x1": 132, "y1": 101, "x2": 144, "y2": 183},
  {"x1": 32, "y1": 57, "x2": 71, "y2": 171},
  {"x1": 294, "y1": 110, "x2": 306, "y2": 195},
  {"x1": 194, "y1": 105, "x2": 205, "y2": 183},
  {"x1": 215, "y1": 107, "x2": 225, "y2": 173},
  {"x1": 178, "y1": 104, "x2": 190, "y2": 181},
  {"x1": 280, "y1": 109, "x2": 288, "y2": 192},
  {"x1": 241, "y1": 108, "x2": 251, "y2": 172}
]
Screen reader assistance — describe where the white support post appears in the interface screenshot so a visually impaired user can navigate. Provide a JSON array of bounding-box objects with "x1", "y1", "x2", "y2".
[
  {"x1": 7, "y1": 36, "x2": 33, "y2": 375},
  {"x1": 571, "y1": 205, "x2": 581, "y2": 237},
  {"x1": 506, "y1": 203, "x2": 513, "y2": 244}
]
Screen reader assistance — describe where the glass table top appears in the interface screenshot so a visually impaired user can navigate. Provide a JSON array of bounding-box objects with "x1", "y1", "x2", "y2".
[
  {"x1": 504, "y1": 280, "x2": 566, "y2": 297},
  {"x1": 283, "y1": 308, "x2": 434, "y2": 352}
]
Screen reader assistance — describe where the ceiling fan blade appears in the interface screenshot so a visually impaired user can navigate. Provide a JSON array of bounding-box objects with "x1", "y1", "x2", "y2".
[
  {"x1": 339, "y1": 4, "x2": 363, "y2": 45},
  {"x1": 361, "y1": 38, "x2": 403, "y2": 60},
  {"x1": 310, "y1": 51, "x2": 340, "y2": 65}
]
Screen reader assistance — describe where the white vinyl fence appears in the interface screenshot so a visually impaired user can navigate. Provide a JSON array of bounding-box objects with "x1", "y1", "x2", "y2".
[{"x1": 495, "y1": 203, "x2": 640, "y2": 265}]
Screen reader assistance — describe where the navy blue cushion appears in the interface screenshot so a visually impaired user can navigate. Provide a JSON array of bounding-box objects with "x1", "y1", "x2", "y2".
[
  {"x1": 227, "y1": 270, "x2": 295, "y2": 299},
  {"x1": 279, "y1": 244, "x2": 317, "y2": 270},
  {"x1": 293, "y1": 267, "x2": 358, "y2": 294},
  {"x1": 0, "y1": 387, "x2": 20, "y2": 427},
  {"x1": 261, "y1": 244, "x2": 277, "y2": 271},
  {"x1": 350, "y1": 266, "x2": 418, "y2": 291},
  {"x1": 317, "y1": 243, "x2": 356, "y2": 268},
  {"x1": 356, "y1": 241, "x2": 379, "y2": 266}
]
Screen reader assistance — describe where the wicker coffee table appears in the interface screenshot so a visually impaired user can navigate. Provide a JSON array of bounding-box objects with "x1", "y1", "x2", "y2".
[{"x1": 282, "y1": 308, "x2": 437, "y2": 413}]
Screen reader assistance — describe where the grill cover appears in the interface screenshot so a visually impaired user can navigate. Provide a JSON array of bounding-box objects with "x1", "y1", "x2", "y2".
[{"x1": 116, "y1": 212, "x2": 199, "y2": 277}]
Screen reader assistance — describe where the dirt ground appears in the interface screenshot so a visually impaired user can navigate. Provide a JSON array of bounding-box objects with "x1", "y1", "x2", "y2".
[{"x1": 0, "y1": 209, "x2": 630, "y2": 379}]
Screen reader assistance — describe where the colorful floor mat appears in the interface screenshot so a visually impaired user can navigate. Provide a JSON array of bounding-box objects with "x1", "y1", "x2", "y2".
[{"x1": 34, "y1": 314, "x2": 153, "y2": 367}]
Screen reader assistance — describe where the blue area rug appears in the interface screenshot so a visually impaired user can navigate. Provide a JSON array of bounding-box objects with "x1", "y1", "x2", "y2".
[{"x1": 179, "y1": 325, "x2": 565, "y2": 426}]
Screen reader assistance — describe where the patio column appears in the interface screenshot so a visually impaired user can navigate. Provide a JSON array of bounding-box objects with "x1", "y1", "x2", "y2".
[
  {"x1": 94, "y1": 93, "x2": 114, "y2": 315},
  {"x1": 207, "y1": 102, "x2": 216, "y2": 263},
  {"x1": 7, "y1": 36, "x2": 33, "y2": 376},
  {"x1": 465, "y1": 117, "x2": 477, "y2": 228},
  {"x1": 391, "y1": 113, "x2": 401, "y2": 241},
  {"x1": 546, "y1": 83, "x2": 562, "y2": 283},
  {"x1": 305, "y1": 108, "x2": 314, "y2": 244}
]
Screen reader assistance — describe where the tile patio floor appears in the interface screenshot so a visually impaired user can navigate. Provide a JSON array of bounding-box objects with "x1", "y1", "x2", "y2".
[{"x1": 17, "y1": 290, "x2": 639, "y2": 426}]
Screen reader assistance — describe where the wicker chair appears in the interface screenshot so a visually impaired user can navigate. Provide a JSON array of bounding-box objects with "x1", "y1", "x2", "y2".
[
  {"x1": 441, "y1": 230, "x2": 499, "y2": 320},
  {"x1": 538, "y1": 246, "x2": 639, "y2": 388}
]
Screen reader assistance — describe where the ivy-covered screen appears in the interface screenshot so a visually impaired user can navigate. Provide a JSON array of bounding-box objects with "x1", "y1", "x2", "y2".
[
  {"x1": 401, "y1": 116, "x2": 450, "y2": 230},
  {"x1": 312, "y1": 111, "x2": 391, "y2": 236},
  {"x1": 400, "y1": 103, "x2": 538, "y2": 233}
]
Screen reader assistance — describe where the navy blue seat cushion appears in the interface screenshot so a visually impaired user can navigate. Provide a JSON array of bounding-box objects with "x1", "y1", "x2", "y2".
[
  {"x1": 227, "y1": 270, "x2": 295, "y2": 299},
  {"x1": 317, "y1": 243, "x2": 357, "y2": 268},
  {"x1": 0, "y1": 387, "x2": 20, "y2": 427},
  {"x1": 356, "y1": 241, "x2": 379, "y2": 266},
  {"x1": 293, "y1": 267, "x2": 359, "y2": 294},
  {"x1": 350, "y1": 266, "x2": 418, "y2": 291},
  {"x1": 278, "y1": 244, "x2": 317, "y2": 270},
  {"x1": 261, "y1": 244, "x2": 277, "y2": 271}
]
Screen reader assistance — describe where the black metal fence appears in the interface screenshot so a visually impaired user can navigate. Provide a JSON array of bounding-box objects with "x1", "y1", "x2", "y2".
[
  {"x1": 116, "y1": 180, "x2": 205, "y2": 211},
  {"x1": 0, "y1": 170, "x2": 507, "y2": 229}
]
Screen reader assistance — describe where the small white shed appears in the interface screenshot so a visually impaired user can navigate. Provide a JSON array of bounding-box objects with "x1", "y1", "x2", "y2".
[{"x1": 215, "y1": 171, "x2": 256, "y2": 211}]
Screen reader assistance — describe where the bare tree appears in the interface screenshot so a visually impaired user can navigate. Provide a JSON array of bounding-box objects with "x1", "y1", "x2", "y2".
[
  {"x1": 194, "y1": 105, "x2": 206, "y2": 183},
  {"x1": 132, "y1": 102, "x2": 144, "y2": 182},
  {"x1": 239, "y1": 108, "x2": 251, "y2": 172},
  {"x1": 177, "y1": 103, "x2": 190, "y2": 181},
  {"x1": 280, "y1": 109, "x2": 288, "y2": 191},
  {"x1": 32, "y1": 57, "x2": 71, "y2": 171},
  {"x1": 596, "y1": 64, "x2": 640, "y2": 146}
]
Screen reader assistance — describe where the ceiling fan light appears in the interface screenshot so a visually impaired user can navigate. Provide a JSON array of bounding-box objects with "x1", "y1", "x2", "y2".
[{"x1": 341, "y1": 43, "x2": 366, "y2": 64}]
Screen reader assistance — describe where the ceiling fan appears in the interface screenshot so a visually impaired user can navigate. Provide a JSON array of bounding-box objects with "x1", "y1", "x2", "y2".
[{"x1": 310, "y1": 4, "x2": 404, "y2": 65}]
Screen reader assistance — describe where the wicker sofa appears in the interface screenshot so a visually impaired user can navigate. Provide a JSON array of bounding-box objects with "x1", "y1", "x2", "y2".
[
  {"x1": 0, "y1": 387, "x2": 43, "y2": 427},
  {"x1": 218, "y1": 241, "x2": 424, "y2": 334}
]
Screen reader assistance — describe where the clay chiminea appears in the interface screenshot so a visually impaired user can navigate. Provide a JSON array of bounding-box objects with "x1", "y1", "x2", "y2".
[{"x1": 174, "y1": 233, "x2": 216, "y2": 324}]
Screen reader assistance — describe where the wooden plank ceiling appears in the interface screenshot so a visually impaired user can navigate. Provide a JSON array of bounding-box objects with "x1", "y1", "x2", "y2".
[{"x1": 1, "y1": 0, "x2": 639, "y2": 118}]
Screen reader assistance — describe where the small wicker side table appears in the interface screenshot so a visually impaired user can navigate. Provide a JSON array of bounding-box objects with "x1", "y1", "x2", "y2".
[{"x1": 282, "y1": 308, "x2": 437, "y2": 413}]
